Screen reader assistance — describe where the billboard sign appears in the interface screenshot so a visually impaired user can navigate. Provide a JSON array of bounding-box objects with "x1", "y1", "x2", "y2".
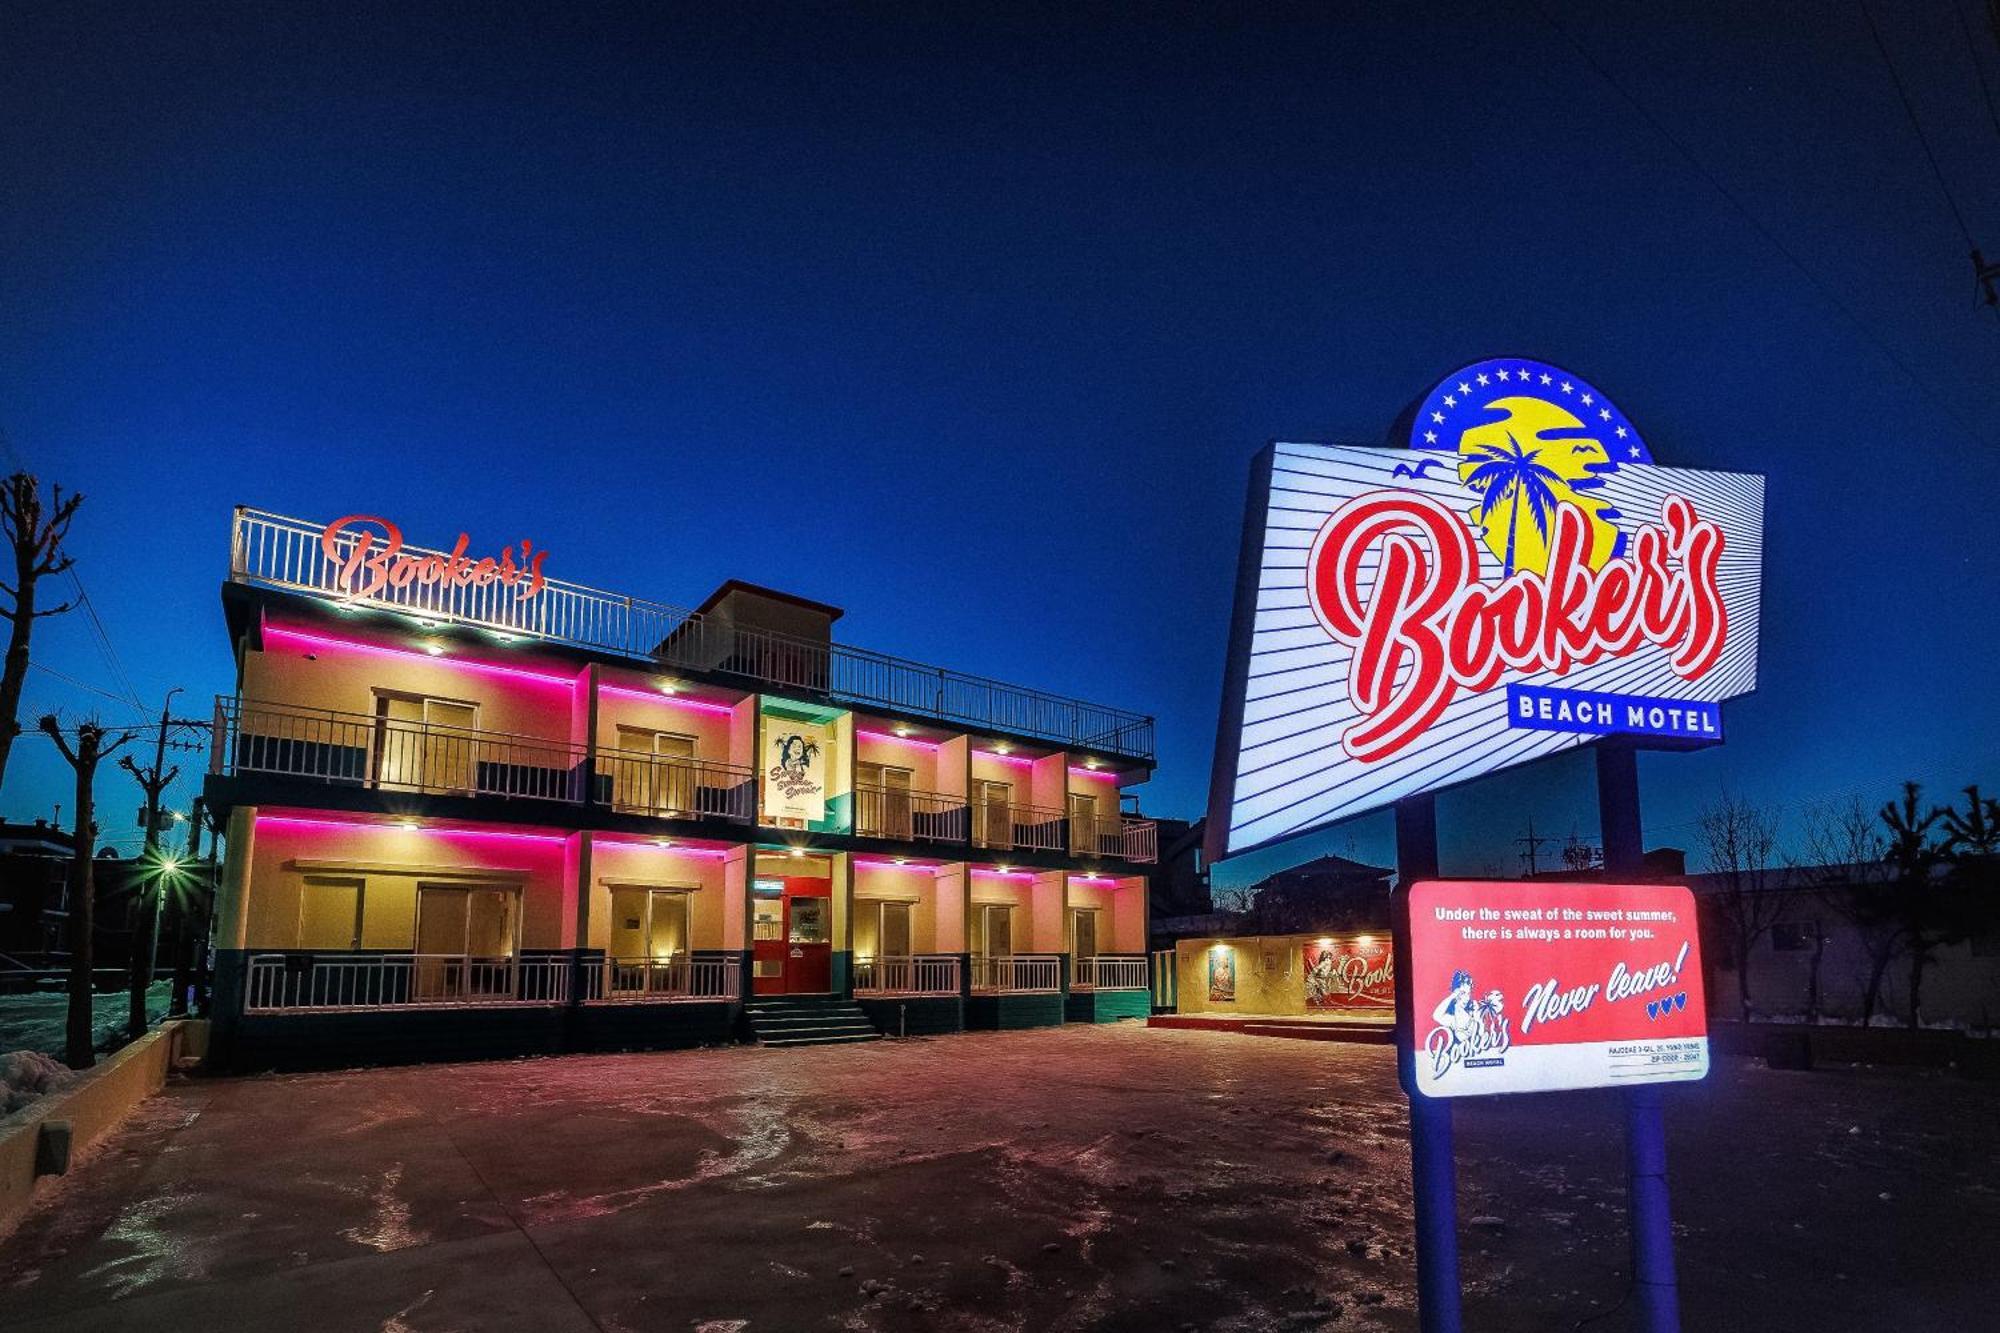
[
  {"x1": 1392, "y1": 878, "x2": 1708, "y2": 1098},
  {"x1": 1303, "y1": 936, "x2": 1394, "y2": 1010},
  {"x1": 1208, "y1": 357, "x2": 1763, "y2": 858}
]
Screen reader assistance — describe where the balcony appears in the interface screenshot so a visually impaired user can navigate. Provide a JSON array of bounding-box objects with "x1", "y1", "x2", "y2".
[
  {"x1": 212, "y1": 696, "x2": 753, "y2": 823},
  {"x1": 971, "y1": 801, "x2": 1067, "y2": 854},
  {"x1": 232, "y1": 507, "x2": 1154, "y2": 761},
  {"x1": 852, "y1": 954, "x2": 962, "y2": 996},
  {"x1": 244, "y1": 952, "x2": 571, "y2": 1011},
  {"x1": 1070, "y1": 955, "x2": 1149, "y2": 992},
  {"x1": 970, "y1": 954, "x2": 1064, "y2": 994},
  {"x1": 852, "y1": 784, "x2": 968, "y2": 843},
  {"x1": 589, "y1": 955, "x2": 742, "y2": 1003},
  {"x1": 1069, "y1": 813, "x2": 1159, "y2": 865}
]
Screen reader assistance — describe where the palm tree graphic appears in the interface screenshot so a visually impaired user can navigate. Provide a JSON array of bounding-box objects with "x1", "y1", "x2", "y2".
[{"x1": 1463, "y1": 432, "x2": 1565, "y2": 575}]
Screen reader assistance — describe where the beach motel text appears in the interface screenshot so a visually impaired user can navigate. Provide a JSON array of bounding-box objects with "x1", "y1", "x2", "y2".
[{"x1": 203, "y1": 510, "x2": 1157, "y2": 1068}]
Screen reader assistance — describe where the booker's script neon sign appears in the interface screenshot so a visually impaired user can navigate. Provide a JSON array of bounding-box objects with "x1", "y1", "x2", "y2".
[
  {"x1": 319, "y1": 514, "x2": 550, "y2": 602},
  {"x1": 1308, "y1": 491, "x2": 1727, "y2": 762}
]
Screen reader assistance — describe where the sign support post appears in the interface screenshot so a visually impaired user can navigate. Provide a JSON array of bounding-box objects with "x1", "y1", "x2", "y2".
[
  {"x1": 1597, "y1": 740, "x2": 1681, "y2": 1333},
  {"x1": 1395, "y1": 794, "x2": 1462, "y2": 1333}
]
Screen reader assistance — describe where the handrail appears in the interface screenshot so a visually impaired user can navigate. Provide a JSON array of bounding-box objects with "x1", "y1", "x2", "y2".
[
  {"x1": 852, "y1": 783, "x2": 967, "y2": 843},
  {"x1": 969, "y1": 953, "x2": 1063, "y2": 993},
  {"x1": 592, "y1": 954, "x2": 742, "y2": 1002},
  {"x1": 1072, "y1": 955, "x2": 1149, "y2": 990},
  {"x1": 243, "y1": 952, "x2": 571, "y2": 1011},
  {"x1": 852, "y1": 953, "x2": 961, "y2": 995},
  {"x1": 972, "y1": 800, "x2": 1068, "y2": 853},
  {"x1": 598, "y1": 746, "x2": 755, "y2": 823},
  {"x1": 1070, "y1": 813, "x2": 1159, "y2": 864},
  {"x1": 230, "y1": 507, "x2": 1154, "y2": 759}
]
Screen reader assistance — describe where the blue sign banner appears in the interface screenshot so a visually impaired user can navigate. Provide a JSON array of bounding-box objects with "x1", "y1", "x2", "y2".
[{"x1": 1506, "y1": 684, "x2": 1721, "y2": 742}]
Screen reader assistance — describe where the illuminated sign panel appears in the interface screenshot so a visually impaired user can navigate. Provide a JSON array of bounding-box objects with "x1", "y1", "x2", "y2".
[
  {"x1": 1394, "y1": 879, "x2": 1708, "y2": 1098},
  {"x1": 1209, "y1": 358, "x2": 1763, "y2": 857},
  {"x1": 319, "y1": 514, "x2": 549, "y2": 602}
]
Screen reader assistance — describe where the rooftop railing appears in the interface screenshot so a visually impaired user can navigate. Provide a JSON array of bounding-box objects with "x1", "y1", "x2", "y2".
[{"x1": 231, "y1": 507, "x2": 1154, "y2": 760}]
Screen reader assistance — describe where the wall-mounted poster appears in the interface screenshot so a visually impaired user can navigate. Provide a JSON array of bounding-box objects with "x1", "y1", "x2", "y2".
[
  {"x1": 759, "y1": 713, "x2": 832, "y2": 826},
  {"x1": 1207, "y1": 947, "x2": 1237, "y2": 1002},
  {"x1": 1303, "y1": 937, "x2": 1395, "y2": 1010}
]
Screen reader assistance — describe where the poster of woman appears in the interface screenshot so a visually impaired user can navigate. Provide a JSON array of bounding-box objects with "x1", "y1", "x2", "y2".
[
  {"x1": 1207, "y1": 947, "x2": 1237, "y2": 1002},
  {"x1": 1302, "y1": 937, "x2": 1395, "y2": 1010}
]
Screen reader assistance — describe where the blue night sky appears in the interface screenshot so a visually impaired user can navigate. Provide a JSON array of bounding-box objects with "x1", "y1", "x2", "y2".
[{"x1": 1, "y1": 3, "x2": 1995, "y2": 876}]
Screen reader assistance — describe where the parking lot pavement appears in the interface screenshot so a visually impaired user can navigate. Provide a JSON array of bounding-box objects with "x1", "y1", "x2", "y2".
[{"x1": 2, "y1": 1023, "x2": 1995, "y2": 1331}]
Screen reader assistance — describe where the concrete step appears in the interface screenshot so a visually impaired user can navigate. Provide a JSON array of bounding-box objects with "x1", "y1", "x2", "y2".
[{"x1": 758, "y1": 1031, "x2": 883, "y2": 1048}]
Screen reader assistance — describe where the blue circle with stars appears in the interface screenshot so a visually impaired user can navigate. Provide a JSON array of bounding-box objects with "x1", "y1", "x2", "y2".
[{"x1": 1408, "y1": 357, "x2": 1651, "y2": 466}]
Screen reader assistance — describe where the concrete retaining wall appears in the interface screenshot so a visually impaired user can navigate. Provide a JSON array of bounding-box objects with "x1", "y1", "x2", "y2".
[{"x1": 0, "y1": 1020, "x2": 206, "y2": 1239}]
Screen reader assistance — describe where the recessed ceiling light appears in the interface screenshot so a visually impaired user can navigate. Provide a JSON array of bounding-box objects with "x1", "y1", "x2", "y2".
[{"x1": 423, "y1": 642, "x2": 445, "y2": 656}]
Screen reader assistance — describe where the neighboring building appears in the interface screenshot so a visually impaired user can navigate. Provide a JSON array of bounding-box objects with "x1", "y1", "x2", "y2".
[
  {"x1": 1228, "y1": 853, "x2": 1392, "y2": 934},
  {"x1": 0, "y1": 820, "x2": 78, "y2": 959},
  {"x1": 203, "y1": 509, "x2": 1158, "y2": 1068},
  {"x1": 1148, "y1": 816, "x2": 1210, "y2": 918},
  {"x1": 1689, "y1": 863, "x2": 2000, "y2": 1033}
]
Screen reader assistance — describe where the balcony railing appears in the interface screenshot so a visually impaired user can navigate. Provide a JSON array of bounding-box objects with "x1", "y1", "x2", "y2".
[
  {"x1": 852, "y1": 784, "x2": 968, "y2": 843},
  {"x1": 598, "y1": 747, "x2": 755, "y2": 823},
  {"x1": 1069, "y1": 814, "x2": 1159, "y2": 864},
  {"x1": 213, "y1": 696, "x2": 752, "y2": 823},
  {"x1": 243, "y1": 952, "x2": 571, "y2": 1012},
  {"x1": 853, "y1": 954, "x2": 962, "y2": 996},
  {"x1": 232, "y1": 507, "x2": 1154, "y2": 760},
  {"x1": 591, "y1": 955, "x2": 741, "y2": 1003},
  {"x1": 1071, "y1": 955, "x2": 1149, "y2": 991},
  {"x1": 970, "y1": 953, "x2": 1063, "y2": 993},
  {"x1": 971, "y1": 801, "x2": 1067, "y2": 853}
]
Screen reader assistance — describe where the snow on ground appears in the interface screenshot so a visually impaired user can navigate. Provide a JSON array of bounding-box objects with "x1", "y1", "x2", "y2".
[{"x1": 0, "y1": 1025, "x2": 1994, "y2": 1331}]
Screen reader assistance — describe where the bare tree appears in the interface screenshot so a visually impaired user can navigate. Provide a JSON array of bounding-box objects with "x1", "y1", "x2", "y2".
[
  {"x1": 1795, "y1": 796, "x2": 1888, "y2": 1025},
  {"x1": 39, "y1": 714, "x2": 134, "y2": 1069},
  {"x1": 1866, "y1": 783, "x2": 1952, "y2": 1030},
  {"x1": 1696, "y1": 791, "x2": 1786, "y2": 1022},
  {"x1": 0, "y1": 474, "x2": 82, "y2": 787}
]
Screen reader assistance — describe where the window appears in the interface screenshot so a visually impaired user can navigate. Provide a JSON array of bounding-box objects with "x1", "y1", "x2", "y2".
[
  {"x1": 298, "y1": 877, "x2": 363, "y2": 951},
  {"x1": 858, "y1": 899, "x2": 913, "y2": 959},
  {"x1": 857, "y1": 762, "x2": 914, "y2": 838},
  {"x1": 974, "y1": 780, "x2": 1014, "y2": 849},
  {"x1": 972, "y1": 902, "x2": 1013, "y2": 958},
  {"x1": 1068, "y1": 793, "x2": 1097, "y2": 855},
  {"x1": 1069, "y1": 906, "x2": 1099, "y2": 961},
  {"x1": 413, "y1": 883, "x2": 519, "y2": 1000},
  {"x1": 1769, "y1": 921, "x2": 1818, "y2": 953},
  {"x1": 608, "y1": 886, "x2": 691, "y2": 961}
]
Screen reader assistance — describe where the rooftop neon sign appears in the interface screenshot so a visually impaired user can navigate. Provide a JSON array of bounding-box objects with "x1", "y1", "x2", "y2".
[{"x1": 321, "y1": 514, "x2": 549, "y2": 603}]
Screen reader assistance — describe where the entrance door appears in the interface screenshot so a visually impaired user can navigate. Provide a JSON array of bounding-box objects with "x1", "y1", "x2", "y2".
[
  {"x1": 752, "y1": 879, "x2": 833, "y2": 994},
  {"x1": 975, "y1": 780, "x2": 1013, "y2": 849},
  {"x1": 614, "y1": 726, "x2": 697, "y2": 816},
  {"x1": 377, "y1": 695, "x2": 478, "y2": 793},
  {"x1": 857, "y1": 762, "x2": 914, "y2": 839},
  {"x1": 414, "y1": 883, "x2": 517, "y2": 1000},
  {"x1": 1068, "y1": 793, "x2": 1097, "y2": 856}
]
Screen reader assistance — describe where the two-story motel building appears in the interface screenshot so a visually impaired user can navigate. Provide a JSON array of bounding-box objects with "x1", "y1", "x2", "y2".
[{"x1": 204, "y1": 510, "x2": 1157, "y2": 1069}]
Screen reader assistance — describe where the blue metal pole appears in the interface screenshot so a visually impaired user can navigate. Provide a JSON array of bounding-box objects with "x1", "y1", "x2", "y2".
[
  {"x1": 1625, "y1": 1084, "x2": 1680, "y2": 1331},
  {"x1": 1410, "y1": 1095, "x2": 1464, "y2": 1333}
]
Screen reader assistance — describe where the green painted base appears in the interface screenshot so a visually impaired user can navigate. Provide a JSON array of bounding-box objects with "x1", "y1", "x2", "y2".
[
  {"x1": 1064, "y1": 989, "x2": 1151, "y2": 1024},
  {"x1": 964, "y1": 992, "x2": 1065, "y2": 1030},
  {"x1": 856, "y1": 995, "x2": 964, "y2": 1037}
]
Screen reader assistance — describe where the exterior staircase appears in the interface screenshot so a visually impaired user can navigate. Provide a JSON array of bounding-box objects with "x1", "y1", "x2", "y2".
[{"x1": 746, "y1": 995, "x2": 883, "y2": 1048}]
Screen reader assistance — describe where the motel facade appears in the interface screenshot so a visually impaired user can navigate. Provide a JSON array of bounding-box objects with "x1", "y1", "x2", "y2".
[{"x1": 203, "y1": 509, "x2": 1156, "y2": 1069}]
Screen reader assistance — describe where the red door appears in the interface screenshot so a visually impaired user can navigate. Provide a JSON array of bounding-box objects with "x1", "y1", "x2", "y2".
[{"x1": 752, "y1": 879, "x2": 833, "y2": 994}]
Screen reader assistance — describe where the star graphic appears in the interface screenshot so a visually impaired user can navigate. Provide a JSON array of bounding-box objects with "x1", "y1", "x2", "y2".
[
  {"x1": 1599, "y1": 409, "x2": 1611, "y2": 421},
  {"x1": 1424, "y1": 430, "x2": 1438, "y2": 444},
  {"x1": 1475, "y1": 373, "x2": 1490, "y2": 386},
  {"x1": 1560, "y1": 381, "x2": 1573, "y2": 394},
  {"x1": 1443, "y1": 394, "x2": 1457, "y2": 408},
  {"x1": 1496, "y1": 368, "x2": 1511, "y2": 381},
  {"x1": 1580, "y1": 393, "x2": 1594, "y2": 406},
  {"x1": 1431, "y1": 411, "x2": 1445, "y2": 424},
  {"x1": 1615, "y1": 426, "x2": 1629, "y2": 439},
  {"x1": 1539, "y1": 372, "x2": 1552, "y2": 385},
  {"x1": 1458, "y1": 381, "x2": 1471, "y2": 394},
  {"x1": 1628, "y1": 446, "x2": 1640, "y2": 458}
]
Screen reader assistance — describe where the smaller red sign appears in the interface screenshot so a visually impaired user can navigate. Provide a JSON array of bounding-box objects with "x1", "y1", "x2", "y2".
[
  {"x1": 320, "y1": 514, "x2": 549, "y2": 603},
  {"x1": 1396, "y1": 879, "x2": 1708, "y2": 1099},
  {"x1": 1302, "y1": 937, "x2": 1394, "y2": 1010}
]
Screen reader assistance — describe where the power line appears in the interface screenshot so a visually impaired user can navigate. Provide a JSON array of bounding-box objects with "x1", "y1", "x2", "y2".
[
  {"x1": 1524, "y1": 1, "x2": 1999, "y2": 445},
  {"x1": 28, "y1": 661, "x2": 146, "y2": 713},
  {"x1": 1859, "y1": 0, "x2": 1979, "y2": 251}
]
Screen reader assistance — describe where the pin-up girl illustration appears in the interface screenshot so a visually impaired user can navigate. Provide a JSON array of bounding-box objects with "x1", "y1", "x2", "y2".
[{"x1": 1426, "y1": 969, "x2": 1509, "y2": 1077}]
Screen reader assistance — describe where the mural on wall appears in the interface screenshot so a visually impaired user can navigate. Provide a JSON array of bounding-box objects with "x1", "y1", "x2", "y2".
[
  {"x1": 759, "y1": 714, "x2": 832, "y2": 825},
  {"x1": 1207, "y1": 947, "x2": 1237, "y2": 1002},
  {"x1": 1303, "y1": 937, "x2": 1395, "y2": 1010}
]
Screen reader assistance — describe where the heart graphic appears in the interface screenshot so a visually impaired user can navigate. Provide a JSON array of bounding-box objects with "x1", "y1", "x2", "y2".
[
  {"x1": 1674, "y1": 991, "x2": 1687, "y2": 1012},
  {"x1": 1647, "y1": 1001, "x2": 1661, "y2": 1021}
]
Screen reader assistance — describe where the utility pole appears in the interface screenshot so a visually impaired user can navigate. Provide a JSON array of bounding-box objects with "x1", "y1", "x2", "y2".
[
  {"x1": 168, "y1": 794, "x2": 204, "y2": 1016},
  {"x1": 1515, "y1": 817, "x2": 1551, "y2": 878},
  {"x1": 118, "y1": 686, "x2": 182, "y2": 1041}
]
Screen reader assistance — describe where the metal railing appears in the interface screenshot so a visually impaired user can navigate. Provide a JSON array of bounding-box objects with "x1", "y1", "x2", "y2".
[
  {"x1": 971, "y1": 801, "x2": 1067, "y2": 853},
  {"x1": 1069, "y1": 814, "x2": 1159, "y2": 864},
  {"x1": 852, "y1": 954, "x2": 961, "y2": 995},
  {"x1": 852, "y1": 784, "x2": 968, "y2": 843},
  {"x1": 243, "y1": 952, "x2": 571, "y2": 1011},
  {"x1": 1071, "y1": 955, "x2": 1149, "y2": 991},
  {"x1": 592, "y1": 954, "x2": 741, "y2": 1002},
  {"x1": 969, "y1": 953, "x2": 1063, "y2": 993},
  {"x1": 216, "y1": 696, "x2": 587, "y2": 802},
  {"x1": 598, "y1": 747, "x2": 754, "y2": 822},
  {"x1": 231, "y1": 507, "x2": 1154, "y2": 760}
]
